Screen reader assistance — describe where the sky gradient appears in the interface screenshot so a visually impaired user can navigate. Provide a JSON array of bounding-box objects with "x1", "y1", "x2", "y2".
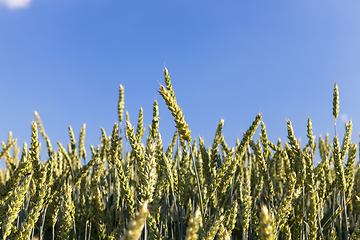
[{"x1": 1, "y1": 1, "x2": 360, "y2": 164}]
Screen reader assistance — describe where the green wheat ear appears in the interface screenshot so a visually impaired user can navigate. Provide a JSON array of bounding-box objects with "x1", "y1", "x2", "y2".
[
  {"x1": 333, "y1": 82, "x2": 340, "y2": 137},
  {"x1": 333, "y1": 82, "x2": 339, "y2": 121},
  {"x1": 158, "y1": 84, "x2": 192, "y2": 143},
  {"x1": 118, "y1": 84, "x2": 125, "y2": 124},
  {"x1": 78, "y1": 123, "x2": 86, "y2": 160},
  {"x1": 29, "y1": 121, "x2": 42, "y2": 186},
  {"x1": 34, "y1": 111, "x2": 53, "y2": 155},
  {"x1": 164, "y1": 67, "x2": 176, "y2": 99}
]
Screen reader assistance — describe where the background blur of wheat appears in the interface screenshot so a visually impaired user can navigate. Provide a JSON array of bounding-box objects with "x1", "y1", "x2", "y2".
[{"x1": 0, "y1": 70, "x2": 359, "y2": 240}]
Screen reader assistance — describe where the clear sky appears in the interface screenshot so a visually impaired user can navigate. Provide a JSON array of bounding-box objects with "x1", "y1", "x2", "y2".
[{"x1": 1, "y1": 0, "x2": 360, "y2": 164}]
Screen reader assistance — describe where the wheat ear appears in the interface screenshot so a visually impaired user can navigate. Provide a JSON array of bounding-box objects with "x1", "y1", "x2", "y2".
[
  {"x1": 34, "y1": 111, "x2": 53, "y2": 156},
  {"x1": 260, "y1": 205, "x2": 275, "y2": 240},
  {"x1": 158, "y1": 84, "x2": 192, "y2": 143},
  {"x1": 185, "y1": 208, "x2": 201, "y2": 240},
  {"x1": 121, "y1": 201, "x2": 149, "y2": 240},
  {"x1": 118, "y1": 84, "x2": 125, "y2": 124}
]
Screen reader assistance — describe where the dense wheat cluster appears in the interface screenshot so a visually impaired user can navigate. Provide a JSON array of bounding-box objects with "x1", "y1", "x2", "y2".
[{"x1": 0, "y1": 72, "x2": 359, "y2": 240}]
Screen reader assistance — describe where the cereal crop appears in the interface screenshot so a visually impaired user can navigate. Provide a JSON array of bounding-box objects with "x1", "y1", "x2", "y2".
[{"x1": 0, "y1": 72, "x2": 359, "y2": 240}]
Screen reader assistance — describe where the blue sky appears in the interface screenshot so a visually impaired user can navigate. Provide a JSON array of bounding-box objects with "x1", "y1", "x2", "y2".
[{"x1": 1, "y1": 0, "x2": 360, "y2": 164}]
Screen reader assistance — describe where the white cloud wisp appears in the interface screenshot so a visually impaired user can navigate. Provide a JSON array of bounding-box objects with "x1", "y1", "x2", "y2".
[
  {"x1": 340, "y1": 114, "x2": 349, "y2": 124},
  {"x1": 0, "y1": 0, "x2": 31, "y2": 9}
]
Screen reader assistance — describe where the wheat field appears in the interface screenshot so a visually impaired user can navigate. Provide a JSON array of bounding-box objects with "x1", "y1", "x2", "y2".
[{"x1": 0, "y1": 70, "x2": 359, "y2": 240}]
